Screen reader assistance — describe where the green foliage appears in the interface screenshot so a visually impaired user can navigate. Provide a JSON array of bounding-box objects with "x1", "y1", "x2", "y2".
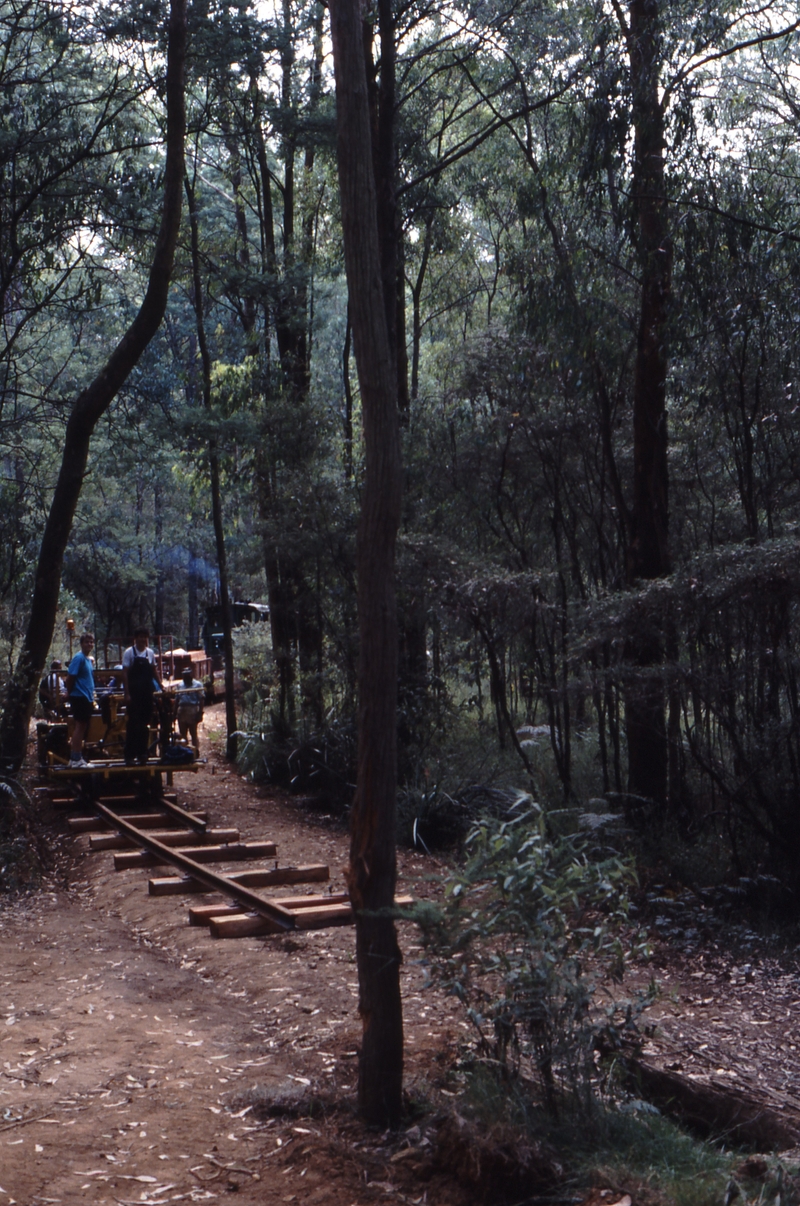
[
  {"x1": 417, "y1": 798, "x2": 648, "y2": 1117},
  {"x1": 566, "y1": 1109, "x2": 758, "y2": 1206},
  {"x1": 235, "y1": 719, "x2": 357, "y2": 813},
  {"x1": 234, "y1": 620, "x2": 276, "y2": 725}
]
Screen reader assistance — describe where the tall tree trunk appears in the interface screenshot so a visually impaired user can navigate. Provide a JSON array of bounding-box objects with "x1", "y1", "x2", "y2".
[
  {"x1": 628, "y1": 0, "x2": 671, "y2": 582},
  {"x1": 330, "y1": 0, "x2": 404, "y2": 1127},
  {"x1": 620, "y1": 0, "x2": 672, "y2": 808},
  {"x1": 240, "y1": 92, "x2": 297, "y2": 729},
  {"x1": 0, "y1": 0, "x2": 187, "y2": 770},
  {"x1": 185, "y1": 174, "x2": 238, "y2": 760}
]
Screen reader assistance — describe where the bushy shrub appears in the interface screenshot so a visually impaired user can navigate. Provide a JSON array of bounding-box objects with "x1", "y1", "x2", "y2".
[
  {"x1": 416, "y1": 795, "x2": 648, "y2": 1118},
  {"x1": 235, "y1": 719, "x2": 357, "y2": 814},
  {"x1": 397, "y1": 777, "x2": 520, "y2": 851}
]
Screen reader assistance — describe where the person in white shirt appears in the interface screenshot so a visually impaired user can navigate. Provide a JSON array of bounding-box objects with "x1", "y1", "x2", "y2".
[
  {"x1": 39, "y1": 660, "x2": 66, "y2": 718},
  {"x1": 122, "y1": 627, "x2": 164, "y2": 764}
]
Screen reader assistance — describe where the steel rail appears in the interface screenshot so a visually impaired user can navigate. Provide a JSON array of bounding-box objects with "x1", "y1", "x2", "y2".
[{"x1": 141, "y1": 793, "x2": 207, "y2": 833}]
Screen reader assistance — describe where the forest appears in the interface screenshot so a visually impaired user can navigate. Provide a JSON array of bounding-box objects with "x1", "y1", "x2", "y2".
[
  {"x1": 4, "y1": 0, "x2": 800, "y2": 890},
  {"x1": 3, "y1": 0, "x2": 800, "y2": 1150}
]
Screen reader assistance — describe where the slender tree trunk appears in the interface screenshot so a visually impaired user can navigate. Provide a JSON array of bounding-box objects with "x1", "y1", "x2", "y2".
[
  {"x1": 262, "y1": 538, "x2": 297, "y2": 730},
  {"x1": 210, "y1": 453, "x2": 238, "y2": 760},
  {"x1": 154, "y1": 480, "x2": 165, "y2": 637},
  {"x1": 343, "y1": 302, "x2": 354, "y2": 480},
  {"x1": 330, "y1": 0, "x2": 404, "y2": 1127},
  {"x1": 298, "y1": 581, "x2": 324, "y2": 727},
  {"x1": 396, "y1": 229, "x2": 409, "y2": 415},
  {"x1": 621, "y1": 0, "x2": 672, "y2": 809},
  {"x1": 410, "y1": 215, "x2": 433, "y2": 403},
  {"x1": 188, "y1": 548, "x2": 199, "y2": 649},
  {"x1": 0, "y1": 0, "x2": 187, "y2": 770},
  {"x1": 185, "y1": 174, "x2": 238, "y2": 759}
]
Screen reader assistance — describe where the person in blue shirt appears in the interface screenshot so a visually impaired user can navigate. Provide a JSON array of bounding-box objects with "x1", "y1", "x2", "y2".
[{"x1": 65, "y1": 632, "x2": 95, "y2": 767}]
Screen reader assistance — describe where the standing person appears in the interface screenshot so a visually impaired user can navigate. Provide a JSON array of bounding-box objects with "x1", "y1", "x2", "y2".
[
  {"x1": 39, "y1": 660, "x2": 66, "y2": 718},
  {"x1": 122, "y1": 627, "x2": 164, "y2": 765},
  {"x1": 65, "y1": 633, "x2": 95, "y2": 767},
  {"x1": 176, "y1": 666, "x2": 204, "y2": 756}
]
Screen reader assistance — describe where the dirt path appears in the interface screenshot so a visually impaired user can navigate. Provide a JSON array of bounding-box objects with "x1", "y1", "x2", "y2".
[{"x1": 0, "y1": 706, "x2": 470, "y2": 1206}]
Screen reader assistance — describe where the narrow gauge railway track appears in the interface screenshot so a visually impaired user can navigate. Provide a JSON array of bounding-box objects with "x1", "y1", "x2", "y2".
[{"x1": 43, "y1": 763, "x2": 411, "y2": 939}]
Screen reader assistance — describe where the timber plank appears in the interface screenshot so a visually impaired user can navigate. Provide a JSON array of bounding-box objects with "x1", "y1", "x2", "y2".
[
  {"x1": 52, "y1": 792, "x2": 179, "y2": 810},
  {"x1": 209, "y1": 912, "x2": 281, "y2": 938},
  {"x1": 114, "y1": 840, "x2": 276, "y2": 870},
  {"x1": 148, "y1": 863, "x2": 329, "y2": 895},
  {"x1": 189, "y1": 893, "x2": 349, "y2": 925},
  {"x1": 48, "y1": 761, "x2": 199, "y2": 780},
  {"x1": 292, "y1": 903, "x2": 353, "y2": 929},
  {"x1": 189, "y1": 904, "x2": 243, "y2": 925},
  {"x1": 90, "y1": 826, "x2": 238, "y2": 851},
  {"x1": 209, "y1": 895, "x2": 415, "y2": 938},
  {"x1": 68, "y1": 811, "x2": 208, "y2": 833}
]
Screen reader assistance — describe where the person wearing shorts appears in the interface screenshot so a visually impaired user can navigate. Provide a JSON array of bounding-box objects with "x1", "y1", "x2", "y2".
[{"x1": 66, "y1": 632, "x2": 95, "y2": 767}]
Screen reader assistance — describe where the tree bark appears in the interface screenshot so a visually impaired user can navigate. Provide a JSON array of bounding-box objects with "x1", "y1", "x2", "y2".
[
  {"x1": 0, "y1": 0, "x2": 187, "y2": 770},
  {"x1": 330, "y1": 0, "x2": 404, "y2": 1127}
]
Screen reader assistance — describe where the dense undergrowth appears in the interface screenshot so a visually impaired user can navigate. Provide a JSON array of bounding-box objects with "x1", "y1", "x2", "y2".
[
  {"x1": 406, "y1": 792, "x2": 800, "y2": 1203},
  {"x1": 439, "y1": 1062, "x2": 791, "y2": 1206},
  {"x1": 0, "y1": 775, "x2": 49, "y2": 892}
]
